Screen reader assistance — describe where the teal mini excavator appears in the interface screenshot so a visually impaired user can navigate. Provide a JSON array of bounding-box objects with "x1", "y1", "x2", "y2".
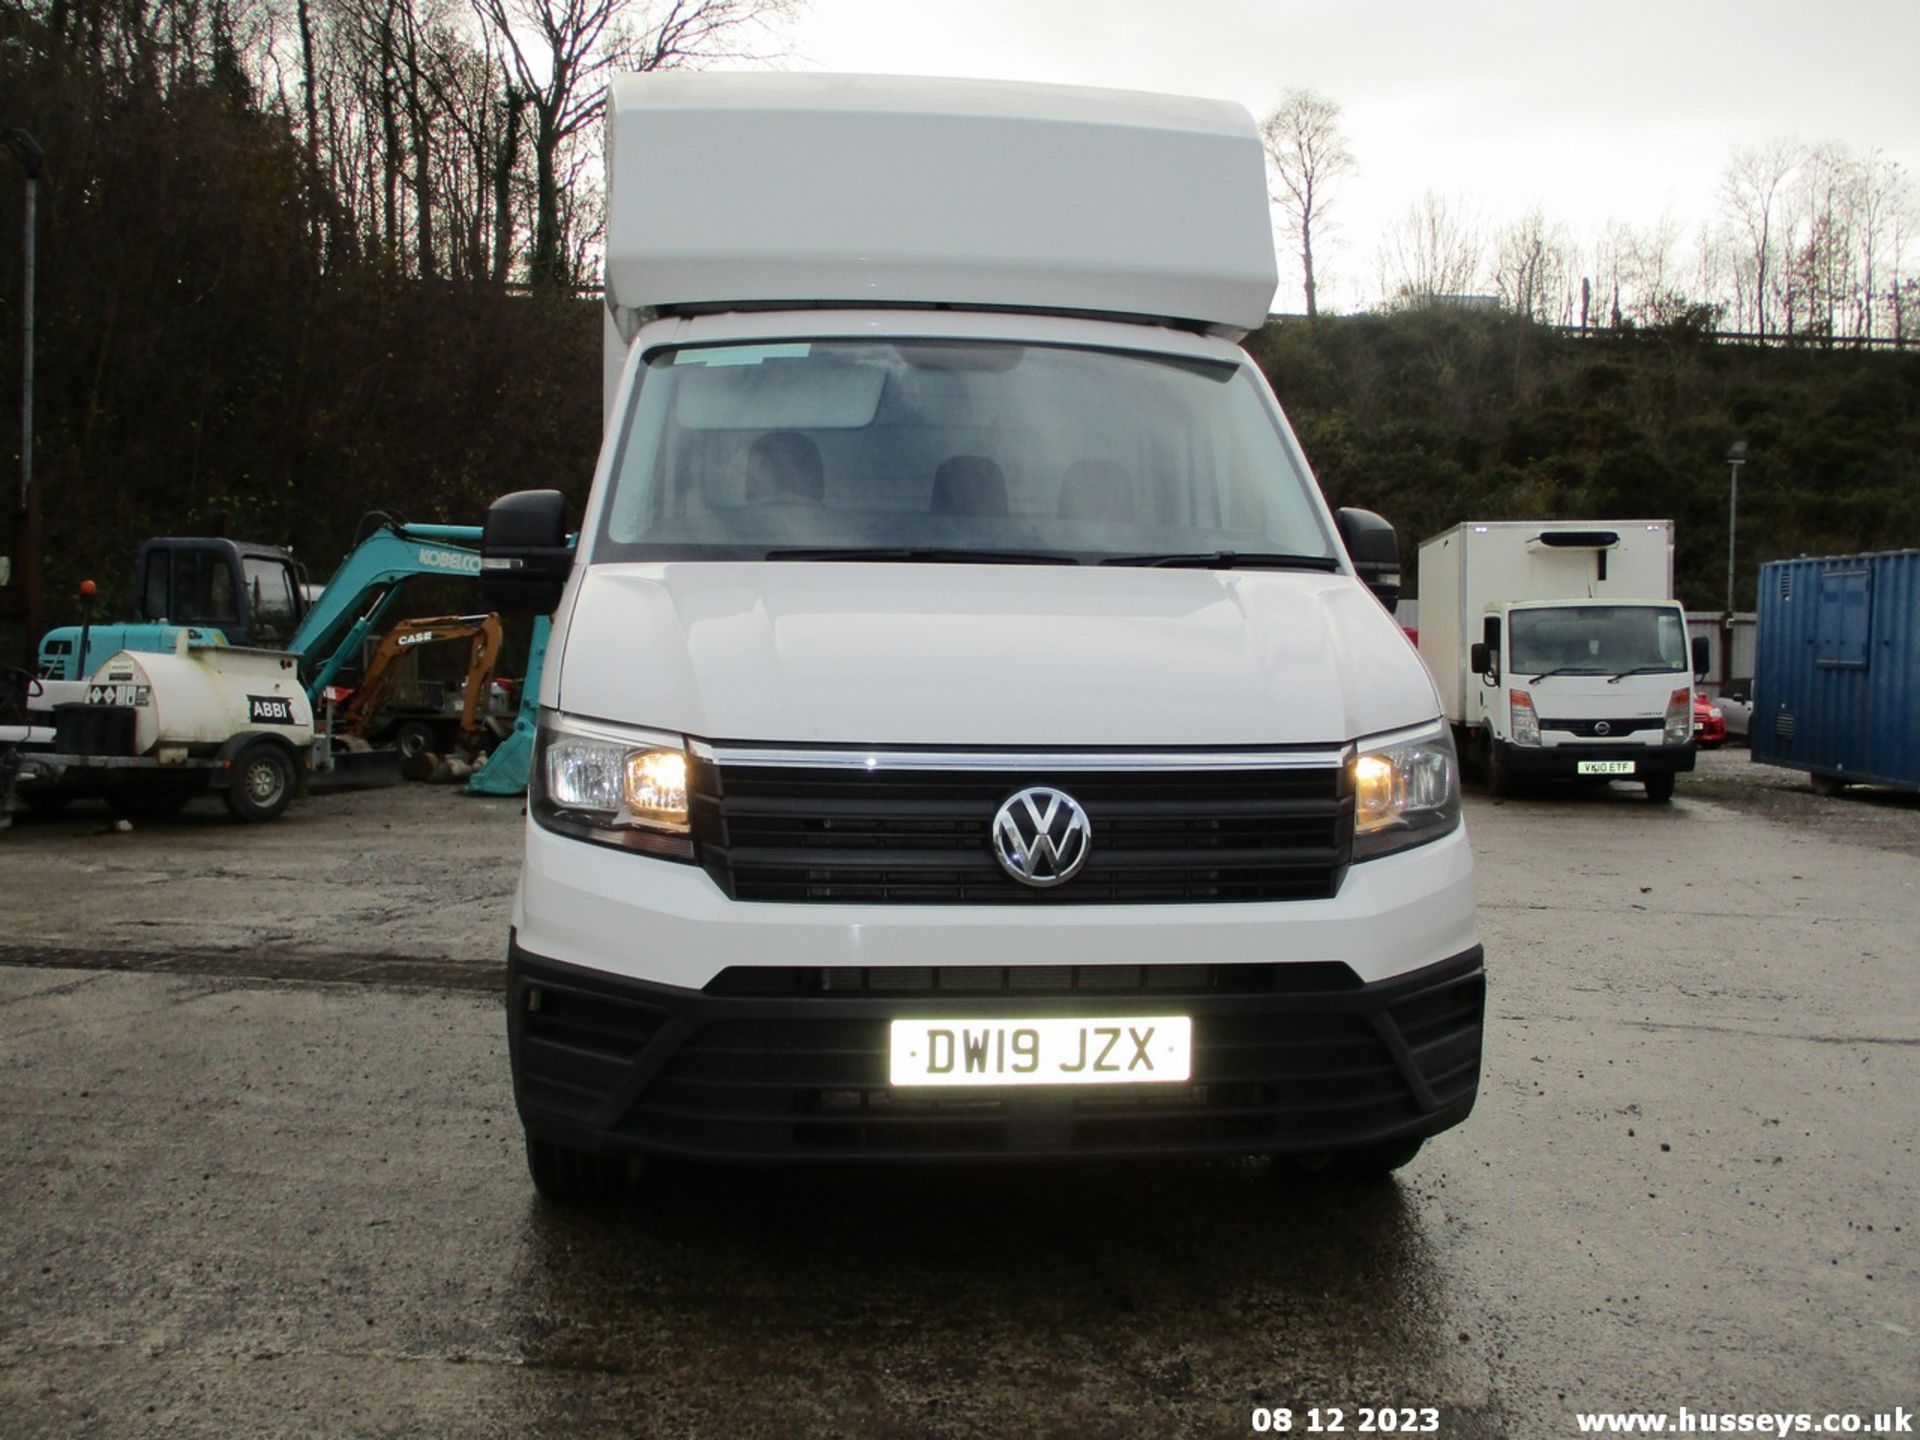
[{"x1": 34, "y1": 520, "x2": 556, "y2": 796}]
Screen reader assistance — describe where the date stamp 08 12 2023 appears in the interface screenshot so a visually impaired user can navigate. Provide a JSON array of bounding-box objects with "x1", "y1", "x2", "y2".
[{"x1": 1250, "y1": 1407, "x2": 1442, "y2": 1434}]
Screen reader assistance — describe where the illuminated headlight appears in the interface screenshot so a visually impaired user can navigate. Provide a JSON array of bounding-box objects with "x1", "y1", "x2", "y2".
[
  {"x1": 1352, "y1": 722, "x2": 1462, "y2": 861},
  {"x1": 532, "y1": 711, "x2": 694, "y2": 859},
  {"x1": 1665, "y1": 688, "x2": 1692, "y2": 744},
  {"x1": 1509, "y1": 689, "x2": 1541, "y2": 746}
]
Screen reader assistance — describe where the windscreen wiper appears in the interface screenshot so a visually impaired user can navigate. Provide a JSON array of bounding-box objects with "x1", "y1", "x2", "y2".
[
  {"x1": 764, "y1": 546, "x2": 1081, "y2": 565},
  {"x1": 1097, "y1": 551, "x2": 1342, "y2": 571},
  {"x1": 1526, "y1": 666, "x2": 1604, "y2": 684},
  {"x1": 1606, "y1": 664, "x2": 1684, "y2": 684}
]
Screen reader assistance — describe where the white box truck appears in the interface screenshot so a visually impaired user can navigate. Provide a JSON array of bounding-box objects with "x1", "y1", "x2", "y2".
[
  {"x1": 478, "y1": 73, "x2": 1483, "y2": 1198},
  {"x1": 1417, "y1": 521, "x2": 1706, "y2": 800}
]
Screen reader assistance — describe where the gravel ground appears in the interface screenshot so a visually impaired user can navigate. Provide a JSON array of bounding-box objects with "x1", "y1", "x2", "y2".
[
  {"x1": 0, "y1": 755, "x2": 1914, "y2": 1438},
  {"x1": 1684, "y1": 744, "x2": 1920, "y2": 856}
]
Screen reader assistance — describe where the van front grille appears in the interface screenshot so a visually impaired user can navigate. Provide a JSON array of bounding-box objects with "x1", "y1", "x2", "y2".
[
  {"x1": 1539, "y1": 716, "x2": 1663, "y2": 737},
  {"x1": 704, "y1": 961, "x2": 1363, "y2": 997},
  {"x1": 688, "y1": 752, "x2": 1354, "y2": 905}
]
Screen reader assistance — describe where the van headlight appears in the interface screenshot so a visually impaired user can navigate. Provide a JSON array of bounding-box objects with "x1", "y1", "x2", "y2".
[
  {"x1": 1351, "y1": 721, "x2": 1461, "y2": 861},
  {"x1": 531, "y1": 710, "x2": 695, "y2": 860}
]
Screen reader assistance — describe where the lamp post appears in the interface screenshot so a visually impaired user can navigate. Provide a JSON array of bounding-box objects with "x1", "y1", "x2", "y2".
[
  {"x1": 1723, "y1": 440, "x2": 1748, "y2": 689},
  {"x1": 5, "y1": 129, "x2": 43, "y2": 664},
  {"x1": 1724, "y1": 441, "x2": 1748, "y2": 619}
]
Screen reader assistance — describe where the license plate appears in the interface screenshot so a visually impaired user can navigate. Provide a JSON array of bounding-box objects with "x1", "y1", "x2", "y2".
[
  {"x1": 1577, "y1": 759, "x2": 1637, "y2": 775},
  {"x1": 889, "y1": 1016, "x2": 1191, "y2": 1087}
]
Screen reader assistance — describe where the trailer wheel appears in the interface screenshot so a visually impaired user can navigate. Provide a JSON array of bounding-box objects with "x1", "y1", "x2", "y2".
[
  {"x1": 1644, "y1": 772, "x2": 1676, "y2": 803},
  {"x1": 225, "y1": 743, "x2": 296, "y2": 822}
]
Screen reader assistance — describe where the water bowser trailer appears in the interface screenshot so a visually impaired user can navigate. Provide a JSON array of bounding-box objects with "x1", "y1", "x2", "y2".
[
  {"x1": 15, "y1": 633, "x2": 312, "y2": 822},
  {"x1": 476, "y1": 73, "x2": 1484, "y2": 1199},
  {"x1": 1416, "y1": 520, "x2": 1708, "y2": 801}
]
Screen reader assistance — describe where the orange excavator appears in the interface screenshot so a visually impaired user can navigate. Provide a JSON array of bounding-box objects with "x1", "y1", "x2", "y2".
[{"x1": 332, "y1": 614, "x2": 506, "y2": 762}]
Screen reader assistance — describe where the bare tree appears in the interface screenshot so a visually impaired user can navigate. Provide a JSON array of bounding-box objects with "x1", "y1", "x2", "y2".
[
  {"x1": 470, "y1": 0, "x2": 794, "y2": 290},
  {"x1": 1848, "y1": 150, "x2": 1907, "y2": 338},
  {"x1": 1720, "y1": 139, "x2": 1800, "y2": 338},
  {"x1": 1889, "y1": 181, "x2": 1919, "y2": 342},
  {"x1": 1785, "y1": 142, "x2": 1858, "y2": 339},
  {"x1": 1687, "y1": 222, "x2": 1729, "y2": 322},
  {"x1": 1492, "y1": 207, "x2": 1569, "y2": 322},
  {"x1": 1586, "y1": 214, "x2": 1685, "y2": 325},
  {"x1": 1259, "y1": 88, "x2": 1353, "y2": 318},
  {"x1": 1378, "y1": 191, "x2": 1482, "y2": 308}
]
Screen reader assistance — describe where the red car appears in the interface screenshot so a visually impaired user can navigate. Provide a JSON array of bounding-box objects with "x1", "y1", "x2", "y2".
[{"x1": 1693, "y1": 692, "x2": 1725, "y2": 748}]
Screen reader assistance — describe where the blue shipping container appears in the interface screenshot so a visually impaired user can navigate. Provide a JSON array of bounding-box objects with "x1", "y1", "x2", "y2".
[{"x1": 1752, "y1": 549, "x2": 1920, "y2": 792}]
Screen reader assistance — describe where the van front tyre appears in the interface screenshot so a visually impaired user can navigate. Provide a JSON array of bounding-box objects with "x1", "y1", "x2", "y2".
[
  {"x1": 525, "y1": 1137, "x2": 627, "y2": 1203},
  {"x1": 1644, "y1": 772, "x2": 1676, "y2": 803},
  {"x1": 1292, "y1": 1136, "x2": 1425, "y2": 1183},
  {"x1": 224, "y1": 743, "x2": 295, "y2": 822},
  {"x1": 1484, "y1": 736, "x2": 1515, "y2": 797},
  {"x1": 1458, "y1": 727, "x2": 1486, "y2": 782}
]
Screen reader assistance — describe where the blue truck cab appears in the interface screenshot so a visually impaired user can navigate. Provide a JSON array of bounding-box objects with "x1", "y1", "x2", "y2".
[{"x1": 38, "y1": 538, "x2": 306, "y2": 681}]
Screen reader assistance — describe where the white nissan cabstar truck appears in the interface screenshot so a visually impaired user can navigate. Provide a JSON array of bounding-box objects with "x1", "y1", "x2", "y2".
[
  {"x1": 1417, "y1": 521, "x2": 1706, "y2": 801},
  {"x1": 479, "y1": 73, "x2": 1483, "y2": 1199}
]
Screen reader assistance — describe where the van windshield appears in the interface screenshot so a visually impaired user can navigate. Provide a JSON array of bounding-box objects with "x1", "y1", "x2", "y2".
[
  {"x1": 1510, "y1": 605, "x2": 1688, "y2": 677},
  {"x1": 594, "y1": 340, "x2": 1334, "y2": 565}
]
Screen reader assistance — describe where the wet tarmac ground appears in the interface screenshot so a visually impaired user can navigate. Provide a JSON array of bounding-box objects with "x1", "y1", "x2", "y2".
[{"x1": 1, "y1": 753, "x2": 1915, "y2": 1437}]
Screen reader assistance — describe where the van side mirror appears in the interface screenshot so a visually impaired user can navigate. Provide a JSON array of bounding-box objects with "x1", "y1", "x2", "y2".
[
  {"x1": 1335, "y1": 508, "x2": 1401, "y2": 610},
  {"x1": 481, "y1": 490, "x2": 573, "y2": 615},
  {"x1": 1469, "y1": 641, "x2": 1493, "y2": 677},
  {"x1": 1691, "y1": 635, "x2": 1710, "y2": 682}
]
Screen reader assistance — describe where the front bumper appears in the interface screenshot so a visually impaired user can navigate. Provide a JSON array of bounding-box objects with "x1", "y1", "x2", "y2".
[
  {"x1": 1502, "y1": 740, "x2": 1695, "y2": 779},
  {"x1": 507, "y1": 937, "x2": 1485, "y2": 1165},
  {"x1": 515, "y1": 813, "x2": 1480, "y2": 991}
]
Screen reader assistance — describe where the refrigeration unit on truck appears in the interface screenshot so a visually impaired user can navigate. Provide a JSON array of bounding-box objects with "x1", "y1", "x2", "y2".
[
  {"x1": 478, "y1": 73, "x2": 1484, "y2": 1200},
  {"x1": 1418, "y1": 521, "x2": 1707, "y2": 800}
]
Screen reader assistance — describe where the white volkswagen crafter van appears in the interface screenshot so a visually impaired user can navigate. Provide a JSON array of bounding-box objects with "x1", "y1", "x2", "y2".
[{"x1": 480, "y1": 74, "x2": 1483, "y2": 1199}]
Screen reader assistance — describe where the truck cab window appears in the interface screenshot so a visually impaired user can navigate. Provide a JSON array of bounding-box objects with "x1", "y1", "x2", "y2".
[
  {"x1": 141, "y1": 551, "x2": 171, "y2": 621},
  {"x1": 1509, "y1": 605, "x2": 1687, "y2": 675},
  {"x1": 243, "y1": 557, "x2": 300, "y2": 646},
  {"x1": 170, "y1": 551, "x2": 238, "y2": 626},
  {"x1": 599, "y1": 340, "x2": 1331, "y2": 565}
]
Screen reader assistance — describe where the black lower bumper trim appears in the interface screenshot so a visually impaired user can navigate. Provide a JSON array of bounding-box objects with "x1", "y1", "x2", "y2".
[
  {"x1": 507, "y1": 938, "x2": 1485, "y2": 1165},
  {"x1": 1501, "y1": 740, "x2": 1695, "y2": 778}
]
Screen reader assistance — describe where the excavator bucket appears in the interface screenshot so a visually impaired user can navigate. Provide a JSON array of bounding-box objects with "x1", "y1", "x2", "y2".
[
  {"x1": 466, "y1": 723, "x2": 534, "y2": 796},
  {"x1": 466, "y1": 614, "x2": 550, "y2": 797},
  {"x1": 305, "y1": 740, "x2": 405, "y2": 792}
]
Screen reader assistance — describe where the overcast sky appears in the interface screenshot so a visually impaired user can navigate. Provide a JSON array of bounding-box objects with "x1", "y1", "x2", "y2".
[{"x1": 762, "y1": 0, "x2": 1920, "y2": 312}]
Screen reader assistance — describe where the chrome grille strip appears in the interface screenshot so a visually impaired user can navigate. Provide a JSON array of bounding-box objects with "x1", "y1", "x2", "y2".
[{"x1": 689, "y1": 741, "x2": 1353, "y2": 772}]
